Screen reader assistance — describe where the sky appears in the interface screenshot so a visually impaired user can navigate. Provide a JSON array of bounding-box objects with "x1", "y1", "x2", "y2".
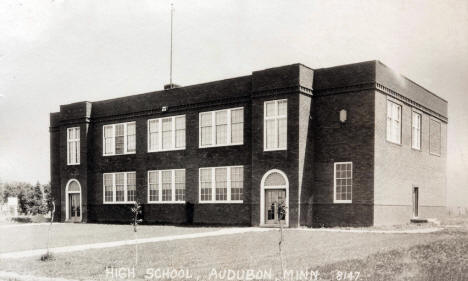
[{"x1": 0, "y1": 0, "x2": 467, "y2": 206}]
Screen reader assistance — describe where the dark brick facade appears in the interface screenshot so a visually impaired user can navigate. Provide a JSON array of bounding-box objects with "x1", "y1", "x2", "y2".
[{"x1": 50, "y1": 60, "x2": 447, "y2": 227}]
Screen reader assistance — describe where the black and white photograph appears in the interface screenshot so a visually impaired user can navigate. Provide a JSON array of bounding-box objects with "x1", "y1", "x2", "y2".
[{"x1": 0, "y1": 0, "x2": 467, "y2": 280}]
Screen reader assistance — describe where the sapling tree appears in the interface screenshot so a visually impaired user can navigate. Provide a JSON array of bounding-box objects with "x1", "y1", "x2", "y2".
[
  {"x1": 130, "y1": 201, "x2": 143, "y2": 266},
  {"x1": 277, "y1": 199, "x2": 287, "y2": 279},
  {"x1": 41, "y1": 200, "x2": 55, "y2": 261}
]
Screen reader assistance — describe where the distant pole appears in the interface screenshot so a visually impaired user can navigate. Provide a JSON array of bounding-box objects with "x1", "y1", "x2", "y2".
[{"x1": 169, "y1": 3, "x2": 174, "y2": 87}]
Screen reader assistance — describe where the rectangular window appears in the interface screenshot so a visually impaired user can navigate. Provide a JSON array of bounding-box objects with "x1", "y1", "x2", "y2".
[
  {"x1": 199, "y1": 108, "x2": 244, "y2": 148},
  {"x1": 103, "y1": 122, "x2": 136, "y2": 156},
  {"x1": 147, "y1": 169, "x2": 185, "y2": 203},
  {"x1": 386, "y1": 100, "x2": 402, "y2": 144},
  {"x1": 334, "y1": 162, "x2": 352, "y2": 203},
  {"x1": 103, "y1": 172, "x2": 136, "y2": 204},
  {"x1": 264, "y1": 99, "x2": 287, "y2": 151},
  {"x1": 147, "y1": 115, "x2": 185, "y2": 152},
  {"x1": 199, "y1": 166, "x2": 243, "y2": 203},
  {"x1": 67, "y1": 127, "x2": 80, "y2": 165},
  {"x1": 429, "y1": 119, "x2": 441, "y2": 156},
  {"x1": 412, "y1": 112, "x2": 422, "y2": 150}
]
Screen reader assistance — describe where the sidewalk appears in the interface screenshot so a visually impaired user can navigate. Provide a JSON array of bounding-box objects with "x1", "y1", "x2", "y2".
[
  {"x1": 0, "y1": 227, "x2": 271, "y2": 259},
  {"x1": 290, "y1": 227, "x2": 443, "y2": 234}
]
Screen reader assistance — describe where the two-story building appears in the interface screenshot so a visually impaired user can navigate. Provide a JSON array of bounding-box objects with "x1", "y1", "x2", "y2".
[{"x1": 50, "y1": 60, "x2": 447, "y2": 227}]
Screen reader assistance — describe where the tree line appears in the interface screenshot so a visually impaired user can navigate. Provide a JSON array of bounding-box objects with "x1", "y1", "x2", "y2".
[{"x1": 1, "y1": 181, "x2": 52, "y2": 215}]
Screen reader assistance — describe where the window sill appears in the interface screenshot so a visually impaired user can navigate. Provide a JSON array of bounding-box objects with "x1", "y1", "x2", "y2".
[
  {"x1": 103, "y1": 201, "x2": 136, "y2": 205},
  {"x1": 333, "y1": 200, "x2": 352, "y2": 204},
  {"x1": 148, "y1": 147, "x2": 186, "y2": 153},
  {"x1": 147, "y1": 201, "x2": 186, "y2": 204},
  {"x1": 385, "y1": 139, "x2": 402, "y2": 146},
  {"x1": 263, "y1": 147, "x2": 287, "y2": 152},
  {"x1": 67, "y1": 163, "x2": 80, "y2": 166},
  {"x1": 103, "y1": 152, "x2": 136, "y2": 157},
  {"x1": 199, "y1": 143, "x2": 244, "y2": 149},
  {"x1": 411, "y1": 147, "x2": 422, "y2": 152},
  {"x1": 429, "y1": 151, "x2": 441, "y2": 157},
  {"x1": 199, "y1": 200, "x2": 244, "y2": 204}
]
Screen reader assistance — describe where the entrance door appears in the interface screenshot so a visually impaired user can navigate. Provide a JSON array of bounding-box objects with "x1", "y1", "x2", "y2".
[
  {"x1": 265, "y1": 189, "x2": 286, "y2": 225},
  {"x1": 413, "y1": 187, "x2": 419, "y2": 218},
  {"x1": 69, "y1": 193, "x2": 81, "y2": 222}
]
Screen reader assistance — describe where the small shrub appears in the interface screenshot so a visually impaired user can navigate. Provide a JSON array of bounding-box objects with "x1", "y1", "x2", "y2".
[{"x1": 40, "y1": 252, "x2": 55, "y2": 262}]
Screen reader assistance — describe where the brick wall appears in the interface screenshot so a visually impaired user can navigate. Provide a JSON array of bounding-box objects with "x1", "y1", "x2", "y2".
[
  {"x1": 311, "y1": 90, "x2": 375, "y2": 227},
  {"x1": 374, "y1": 91, "x2": 447, "y2": 225}
]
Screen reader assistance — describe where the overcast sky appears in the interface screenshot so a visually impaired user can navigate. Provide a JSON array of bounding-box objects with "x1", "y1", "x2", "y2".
[{"x1": 0, "y1": 0, "x2": 467, "y2": 206}]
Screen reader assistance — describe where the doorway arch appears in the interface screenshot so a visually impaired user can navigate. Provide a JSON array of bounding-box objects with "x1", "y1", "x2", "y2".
[
  {"x1": 260, "y1": 169, "x2": 289, "y2": 227},
  {"x1": 65, "y1": 179, "x2": 82, "y2": 222}
]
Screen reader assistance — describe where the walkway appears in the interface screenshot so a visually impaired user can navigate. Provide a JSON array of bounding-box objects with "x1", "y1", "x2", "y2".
[{"x1": 0, "y1": 227, "x2": 271, "y2": 259}]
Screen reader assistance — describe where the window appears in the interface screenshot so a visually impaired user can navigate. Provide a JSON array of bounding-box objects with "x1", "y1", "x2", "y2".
[
  {"x1": 199, "y1": 108, "x2": 244, "y2": 147},
  {"x1": 103, "y1": 172, "x2": 136, "y2": 204},
  {"x1": 199, "y1": 166, "x2": 243, "y2": 203},
  {"x1": 264, "y1": 99, "x2": 287, "y2": 150},
  {"x1": 386, "y1": 100, "x2": 402, "y2": 144},
  {"x1": 334, "y1": 162, "x2": 352, "y2": 203},
  {"x1": 67, "y1": 127, "x2": 80, "y2": 165},
  {"x1": 147, "y1": 169, "x2": 185, "y2": 203},
  {"x1": 103, "y1": 122, "x2": 136, "y2": 156},
  {"x1": 148, "y1": 115, "x2": 185, "y2": 152},
  {"x1": 429, "y1": 119, "x2": 441, "y2": 156},
  {"x1": 412, "y1": 112, "x2": 422, "y2": 150}
]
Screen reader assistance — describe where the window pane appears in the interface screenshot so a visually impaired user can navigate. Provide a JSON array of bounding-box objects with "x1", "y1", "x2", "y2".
[
  {"x1": 162, "y1": 118, "x2": 173, "y2": 150},
  {"x1": 149, "y1": 120, "x2": 159, "y2": 151},
  {"x1": 200, "y1": 168, "x2": 212, "y2": 201},
  {"x1": 216, "y1": 111, "x2": 228, "y2": 145},
  {"x1": 200, "y1": 113, "x2": 212, "y2": 146},
  {"x1": 104, "y1": 174, "x2": 113, "y2": 202},
  {"x1": 127, "y1": 172, "x2": 136, "y2": 202},
  {"x1": 215, "y1": 168, "x2": 227, "y2": 201},
  {"x1": 161, "y1": 170, "x2": 172, "y2": 201},
  {"x1": 430, "y1": 119, "x2": 441, "y2": 155},
  {"x1": 265, "y1": 102, "x2": 275, "y2": 117},
  {"x1": 175, "y1": 116, "x2": 185, "y2": 148},
  {"x1": 278, "y1": 100, "x2": 287, "y2": 116},
  {"x1": 104, "y1": 126, "x2": 113, "y2": 154},
  {"x1": 278, "y1": 118, "x2": 287, "y2": 148},
  {"x1": 175, "y1": 170, "x2": 185, "y2": 201},
  {"x1": 231, "y1": 109, "x2": 243, "y2": 144},
  {"x1": 148, "y1": 171, "x2": 159, "y2": 202},
  {"x1": 115, "y1": 173, "x2": 125, "y2": 202},
  {"x1": 115, "y1": 124, "x2": 125, "y2": 154},
  {"x1": 127, "y1": 123, "x2": 136, "y2": 153},
  {"x1": 266, "y1": 119, "x2": 275, "y2": 149},
  {"x1": 231, "y1": 167, "x2": 243, "y2": 201}
]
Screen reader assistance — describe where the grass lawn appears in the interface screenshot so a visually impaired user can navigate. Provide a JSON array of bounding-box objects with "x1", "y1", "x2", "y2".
[
  {"x1": 0, "y1": 223, "x2": 220, "y2": 253},
  {"x1": 1, "y1": 224, "x2": 467, "y2": 280}
]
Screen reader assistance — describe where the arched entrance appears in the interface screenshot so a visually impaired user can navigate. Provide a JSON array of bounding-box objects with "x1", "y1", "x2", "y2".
[
  {"x1": 65, "y1": 179, "x2": 82, "y2": 222},
  {"x1": 260, "y1": 170, "x2": 289, "y2": 227}
]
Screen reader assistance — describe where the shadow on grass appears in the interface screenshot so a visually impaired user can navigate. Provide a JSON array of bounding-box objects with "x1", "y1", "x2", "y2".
[{"x1": 316, "y1": 230, "x2": 468, "y2": 281}]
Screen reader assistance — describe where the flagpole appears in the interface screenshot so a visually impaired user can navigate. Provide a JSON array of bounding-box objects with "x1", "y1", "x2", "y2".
[{"x1": 170, "y1": 3, "x2": 174, "y2": 88}]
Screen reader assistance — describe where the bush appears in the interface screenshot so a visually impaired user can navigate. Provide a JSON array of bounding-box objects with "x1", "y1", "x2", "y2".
[{"x1": 40, "y1": 252, "x2": 55, "y2": 262}]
